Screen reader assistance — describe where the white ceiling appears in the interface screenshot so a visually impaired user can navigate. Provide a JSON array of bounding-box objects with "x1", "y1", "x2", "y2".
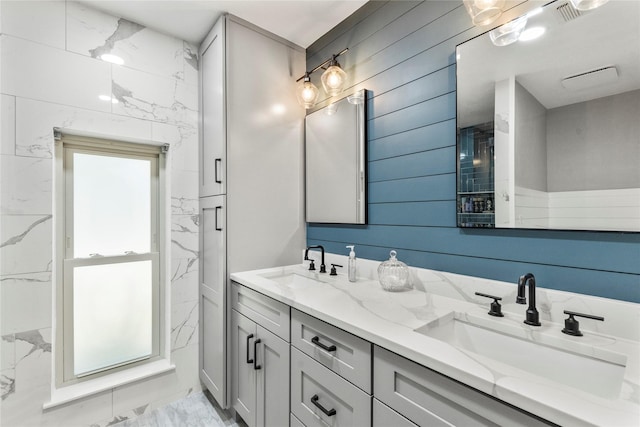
[
  {"x1": 457, "y1": 0, "x2": 640, "y2": 127},
  {"x1": 77, "y1": 0, "x2": 368, "y2": 48}
]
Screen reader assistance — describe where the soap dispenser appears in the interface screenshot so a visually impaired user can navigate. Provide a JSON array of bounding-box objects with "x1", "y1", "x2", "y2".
[{"x1": 346, "y1": 245, "x2": 356, "y2": 282}]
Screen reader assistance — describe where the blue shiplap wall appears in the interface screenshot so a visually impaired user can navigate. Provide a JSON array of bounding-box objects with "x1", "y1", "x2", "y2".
[{"x1": 305, "y1": 0, "x2": 640, "y2": 303}]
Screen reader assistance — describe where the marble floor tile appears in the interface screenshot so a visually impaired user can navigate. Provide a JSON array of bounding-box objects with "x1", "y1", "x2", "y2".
[{"x1": 112, "y1": 391, "x2": 245, "y2": 427}]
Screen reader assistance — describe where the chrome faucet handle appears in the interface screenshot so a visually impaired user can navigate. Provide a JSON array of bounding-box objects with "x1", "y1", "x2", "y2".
[
  {"x1": 475, "y1": 292, "x2": 504, "y2": 317},
  {"x1": 561, "y1": 310, "x2": 604, "y2": 337}
]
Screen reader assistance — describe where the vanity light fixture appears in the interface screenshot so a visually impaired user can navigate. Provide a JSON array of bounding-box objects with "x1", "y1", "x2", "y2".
[
  {"x1": 296, "y1": 72, "x2": 319, "y2": 109},
  {"x1": 569, "y1": 0, "x2": 610, "y2": 11},
  {"x1": 295, "y1": 48, "x2": 348, "y2": 109},
  {"x1": 321, "y1": 54, "x2": 347, "y2": 97},
  {"x1": 463, "y1": 0, "x2": 506, "y2": 26}
]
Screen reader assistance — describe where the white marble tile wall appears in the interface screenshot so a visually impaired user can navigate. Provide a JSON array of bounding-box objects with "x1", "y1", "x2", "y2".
[{"x1": 0, "y1": 1, "x2": 201, "y2": 425}]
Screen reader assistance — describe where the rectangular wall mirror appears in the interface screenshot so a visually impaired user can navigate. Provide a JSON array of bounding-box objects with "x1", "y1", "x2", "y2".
[
  {"x1": 456, "y1": 0, "x2": 639, "y2": 232},
  {"x1": 305, "y1": 89, "x2": 367, "y2": 224}
]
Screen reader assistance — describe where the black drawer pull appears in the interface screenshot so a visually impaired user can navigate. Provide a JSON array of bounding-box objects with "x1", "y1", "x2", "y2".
[
  {"x1": 253, "y1": 339, "x2": 262, "y2": 370},
  {"x1": 311, "y1": 336, "x2": 337, "y2": 352},
  {"x1": 246, "y1": 334, "x2": 254, "y2": 364},
  {"x1": 311, "y1": 394, "x2": 336, "y2": 417},
  {"x1": 215, "y1": 206, "x2": 222, "y2": 231},
  {"x1": 214, "y1": 158, "x2": 222, "y2": 184}
]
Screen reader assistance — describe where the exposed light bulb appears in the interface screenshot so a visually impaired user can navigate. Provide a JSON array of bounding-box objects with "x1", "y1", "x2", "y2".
[
  {"x1": 326, "y1": 69, "x2": 342, "y2": 87},
  {"x1": 321, "y1": 63, "x2": 347, "y2": 97},
  {"x1": 296, "y1": 76, "x2": 319, "y2": 109}
]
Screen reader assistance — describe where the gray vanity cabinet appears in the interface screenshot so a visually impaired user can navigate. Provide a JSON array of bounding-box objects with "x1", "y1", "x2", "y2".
[
  {"x1": 199, "y1": 195, "x2": 226, "y2": 404},
  {"x1": 231, "y1": 310, "x2": 290, "y2": 427},
  {"x1": 199, "y1": 16, "x2": 225, "y2": 198},
  {"x1": 198, "y1": 12, "x2": 305, "y2": 409},
  {"x1": 231, "y1": 283, "x2": 291, "y2": 427}
]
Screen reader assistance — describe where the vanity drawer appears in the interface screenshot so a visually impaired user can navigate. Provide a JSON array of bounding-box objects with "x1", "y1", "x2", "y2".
[
  {"x1": 374, "y1": 346, "x2": 552, "y2": 427},
  {"x1": 291, "y1": 347, "x2": 371, "y2": 427},
  {"x1": 231, "y1": 282, "x2": 290, "y2": 341},
  {"x1": 291, "y1": 308, "x2": 372, "y2": 393}
]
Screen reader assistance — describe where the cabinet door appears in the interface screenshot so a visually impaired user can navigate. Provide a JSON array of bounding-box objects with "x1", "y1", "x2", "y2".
[
  {"x1": 199, "y1": 15, "x2": 226, "y2": 197},
  {"x1": 231, "y1": 310, "x2": 258, "y2": 427},
  {"x1": 200, "y1": 195, "x2": 227, "y2": 406},
  {"x1": 256, "y1": 325, "x2": 290, "y2": 427}
]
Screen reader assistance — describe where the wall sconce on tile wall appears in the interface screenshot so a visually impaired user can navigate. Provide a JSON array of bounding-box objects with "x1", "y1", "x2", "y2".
[{"x1": 296, "y1": 48, "x2": 348, "y2": 109}]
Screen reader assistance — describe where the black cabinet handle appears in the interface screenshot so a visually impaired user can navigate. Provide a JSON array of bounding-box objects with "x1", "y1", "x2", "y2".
[
  {"x1": 215, "y1": 206, "x2": 222, "y2": 231},
  {"x1": 246, "y1": 334, "x2": 254, "y2": 364},
  {"x1": 311, "y1": 336, "x2": 337, "y2": 352},
  {"x1": 311, "y1": 395, "x2": 336, "y2": 417},
  {"x1": 214, "y1": 158, "x2": 222, "y2": 184},
  {"x1": 253, "y1": 339, "x2": 262, "y2": 370}
]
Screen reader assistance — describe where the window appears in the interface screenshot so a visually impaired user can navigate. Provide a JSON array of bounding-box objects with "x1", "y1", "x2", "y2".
[{"x1": 56, "y1": 134, "x2": 165, "y2": 384}]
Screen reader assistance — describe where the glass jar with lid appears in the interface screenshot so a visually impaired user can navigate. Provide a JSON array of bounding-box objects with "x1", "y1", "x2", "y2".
[{"x1": 378, "y1": 250, "x2": 412, "y2": 292}]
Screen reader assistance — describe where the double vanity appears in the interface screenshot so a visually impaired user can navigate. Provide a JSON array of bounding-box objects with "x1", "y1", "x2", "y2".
[{"x1": 230, "y1": 252, "x2": 640, "y2": 427}]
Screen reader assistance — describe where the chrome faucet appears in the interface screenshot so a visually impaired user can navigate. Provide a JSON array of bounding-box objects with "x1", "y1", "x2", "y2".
[
  {"x1": 516, "y1": 273, "x2": 541, "y2": 326},
  {"x1": 304, "y1": 245, "x2": 326, "y2": 273}
]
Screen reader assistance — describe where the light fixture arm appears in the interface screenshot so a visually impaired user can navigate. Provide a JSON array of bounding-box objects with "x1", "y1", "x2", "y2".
[{"x1": 296, "y1": 48, "x2": 348, "y2": 82}]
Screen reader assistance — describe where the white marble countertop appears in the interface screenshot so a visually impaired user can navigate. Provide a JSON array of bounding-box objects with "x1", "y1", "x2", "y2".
[{"x1": 231, "y1": 256, "x2": 640, "y2": 427}]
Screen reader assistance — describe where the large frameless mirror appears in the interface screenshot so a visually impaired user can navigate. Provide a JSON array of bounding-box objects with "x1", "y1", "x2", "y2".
[{"x1": 456, "y1": 0, "x2": 639, "y2": 232}]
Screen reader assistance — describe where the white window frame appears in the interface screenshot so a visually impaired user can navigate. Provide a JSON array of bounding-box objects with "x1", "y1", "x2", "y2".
[{"x1": 54, "y1": 133, "x2": 167, "y2": 387}]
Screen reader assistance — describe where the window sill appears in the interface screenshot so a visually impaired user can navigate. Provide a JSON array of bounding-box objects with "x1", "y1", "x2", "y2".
[{"x1": 43, "y1": 359, "x2": 175, "y2": 410}]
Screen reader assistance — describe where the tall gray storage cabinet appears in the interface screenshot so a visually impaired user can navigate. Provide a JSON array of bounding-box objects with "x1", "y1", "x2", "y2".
[{"x1": 198, "y1": 14, "x2": 306, "y2": 409}]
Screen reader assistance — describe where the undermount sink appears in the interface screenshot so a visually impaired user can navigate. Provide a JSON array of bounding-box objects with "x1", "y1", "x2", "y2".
[
  {"x1": 414, "y1": 314, "x2": 627, "y2": 399},
  {"x1": 258, "y1": 269, "x2": 326, "y2": 288}
]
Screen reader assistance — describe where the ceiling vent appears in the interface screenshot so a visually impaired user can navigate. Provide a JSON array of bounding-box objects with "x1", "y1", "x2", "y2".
[
  {"x1": 561, "y1": 66, "x2": 619, "y2": 90},
  {"x1": 556, "y1": 2, "x2": 583, "y2": 22}
]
